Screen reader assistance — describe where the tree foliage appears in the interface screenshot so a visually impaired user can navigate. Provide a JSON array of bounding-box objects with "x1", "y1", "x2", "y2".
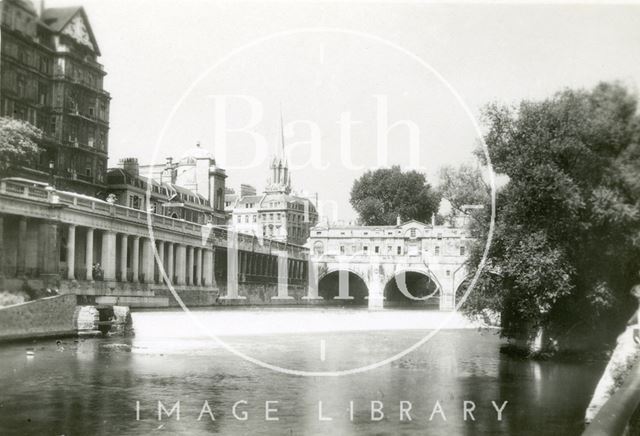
[
  {"x1": 350, "y1": 166, "x2": 440, "y2": 225},
  {"x1": 438, "y1": 163, "x2": 488, "y2": 212},
  {"x1": 437, "y1": 163, "x2": 489, "y2": 224},
  {"x1": 464, "y1": 82, "x2": 640, "y2": 347},
  {"x1": 0, "y1": 117, "x2": 42, "y2": 176}
]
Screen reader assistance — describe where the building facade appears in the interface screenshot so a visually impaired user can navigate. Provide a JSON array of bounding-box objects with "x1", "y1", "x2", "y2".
[
  {"x1": 225, "y1": 155, "x2": 318, "y2": 246},
  {"x1": 309, "y1": 219, "x2": 470, "y2": 259},
  {"x1": 106, "y1": 144, "x2": 227, "y2": 225},
  {"x1": 0, "y1": 0, "x2": 110, "y2": 196}
]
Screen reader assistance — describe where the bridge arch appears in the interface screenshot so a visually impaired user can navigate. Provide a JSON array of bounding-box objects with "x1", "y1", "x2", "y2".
[
  {"x1": 318, "y1": 268, "x2": 369, "y2": 304},
  {"x1": 383, "y1": 268, "x2": 442, "y2": 308}
]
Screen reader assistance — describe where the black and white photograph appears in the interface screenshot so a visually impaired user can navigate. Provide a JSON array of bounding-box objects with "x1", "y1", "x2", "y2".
[{"x1": 0, "y1": 0, "x2": 639, "y2": 434}]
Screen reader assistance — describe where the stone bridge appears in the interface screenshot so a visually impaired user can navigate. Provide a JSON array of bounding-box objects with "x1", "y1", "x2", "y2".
[{"x1": 306, "y1": 220, "x2": 473, "y2": 310}]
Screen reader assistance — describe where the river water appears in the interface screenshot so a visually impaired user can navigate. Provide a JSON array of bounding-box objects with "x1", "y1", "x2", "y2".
[{"x1": 0, "y1": 308, "x2": 605, "y2": 435}]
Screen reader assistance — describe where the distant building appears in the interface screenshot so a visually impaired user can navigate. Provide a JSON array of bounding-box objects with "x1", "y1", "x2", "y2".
[
  {"x1": 225, "y1": 155, "x2": 318, "y2": 246},
  {"x1": 0, "y1": 0, "x2": 110, "y2": 196},
  {"x1": 106, "y1": 144, "x2": 227, "y2": 225}
]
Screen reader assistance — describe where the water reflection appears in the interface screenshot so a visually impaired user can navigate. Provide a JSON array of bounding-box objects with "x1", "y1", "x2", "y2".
[{"x1": 0, "y1": 309, "x2": 604, "y2": 435}]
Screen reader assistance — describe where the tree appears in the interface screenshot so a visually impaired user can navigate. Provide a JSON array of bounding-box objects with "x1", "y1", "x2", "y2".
[
  {"x1": 464, "y1": 82, "x2": 640, "y2": 353},
  {"x1": 0, "y1": 117, "x2": 42, "y2": 176},
  {"x1": 350, "y1": 166, "x2": 440, "y2": 225},
  {"x1": 437, "y1": 163, "x2": 489, "y2": 224}
]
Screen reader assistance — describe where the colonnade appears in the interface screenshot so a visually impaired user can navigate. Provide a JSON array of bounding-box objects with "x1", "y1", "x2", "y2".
[
  {"x1": 1, "y1": 215, "x2": 215, "y2": 287},
  {"x1": 63, "y1": 223, "x2": 215, "y2": 286},
  {"x1": 0, "y1": 214, "x2": 307, "y2": 290},
  {"x1": 236, "y1": 250, "x2": 306, "y2": 282}
]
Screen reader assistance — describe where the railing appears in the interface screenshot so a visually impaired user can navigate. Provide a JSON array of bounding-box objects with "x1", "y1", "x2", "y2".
[
  {"x1": 0, "y1": 178, "x2": 308, "y2": 259},
  {"x1": 582, "y1": 359, "x2": 640, "y2": 436}
]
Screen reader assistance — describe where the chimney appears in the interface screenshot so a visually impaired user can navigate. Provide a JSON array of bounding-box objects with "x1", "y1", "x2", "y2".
[
  {"x1": 396, "y1": 215, "x2": 401, "y2": 226},
  {"x1": 119, "y1": 157, "x2": 139, "y2": 177},
  {"x1": 39, "y1": 0, "x2": 45, "y2": 17},
  {"x1": 431, "y1": 213, "x2": 436, "y2": 227}
]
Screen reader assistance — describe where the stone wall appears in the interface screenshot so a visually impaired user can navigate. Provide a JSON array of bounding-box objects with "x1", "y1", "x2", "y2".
[{"x1": 0, "y1": 294, "x2": 79, "y2": 341}]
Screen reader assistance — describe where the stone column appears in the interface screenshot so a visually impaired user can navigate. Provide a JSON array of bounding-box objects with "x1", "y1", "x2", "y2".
[
  {"x1": 335, "y1": 269, "x2": 354, "y2": 300},
  {"x1": 38, "y1": 220, "x2": 59, "y2": 277},
  {"x1": 187, "y1": 246, "x2": 194, "y2": 286},
  {"x1": 120, "y1": 234, "x2": 128, "y2": 282},
  {"x1": 167, "y1": 242, "x2": 175, "y2": 283},
  {"x1": 195, "y1": 247, "x2": 202, "y2": 286},
  {"x1": 176, "y1": 244, "x2": 186, "y2": 285},
  {"x1": 85, "y1": 227, "x2": 94, "y2": 280},
  {"x1": 303, "y1": 259, "x2": 322, "y2": 300},
  {"x1": 131, "y1": 236, "x2": 140, "y2": 283},
  {"x1": 66, "y1": 224, "x2": 75, "y2": 280},
  {"x1": 16, "y1": 216, "x2": 27, "y2": 275},
  {"x1": 101, "y1": 231, "x2": 116, "y2": 281},
  {"x1": 157, "y1": 240, "x2": 165, "y2": 283},
  {"x1": 141, "y1": 238, "x2": 154, "y2": 284},
  {"x1": 202, "y1": 249, "x2": 213, "y2": 287},
  {"x1": 221, "y1": 231, "x2": 245, "y2": 299},
  {"x1": 273, "y1": 250, "x2": 293, "y2": 300}
]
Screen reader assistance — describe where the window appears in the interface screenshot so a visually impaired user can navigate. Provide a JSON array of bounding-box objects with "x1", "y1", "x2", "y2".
[
  {"x1": 374, "y1": 246, "x2": 380, "y2": 254},
  {"x1": 437, "y1": 233, "x2": 442, "y2": 240},
  {"x1": 397, "y1": 246, "x2": 402, "y2": 255},
  {"x1": 38, "y1": 82, "x2": 47, "y2": 105},
  {"x1": 340, "y1": 245, "x2": 345, "y2": 254},
  {"x1": 363, "y1": 246, "x2": 368, "y2": 253},
  {"x1": 435, "y1": 246, "x2": 440, "y2": 256},
  {"x1": 460, "y1": 246, "x2": 465, "y2": 256},
  {"x1": 410, "y1": 228, "x2": 416, "y2": 238},
  {"x1": 446, "y1": 270, "x2": 451, "y2": 277},
  {"x1": 16, "y1": 74, "x2": 25, "y2": 98}
]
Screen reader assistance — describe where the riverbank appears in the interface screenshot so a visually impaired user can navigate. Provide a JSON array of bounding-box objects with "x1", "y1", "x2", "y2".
[{"x1": 0, "y1": 294, "x2": 132, "y2": 342}]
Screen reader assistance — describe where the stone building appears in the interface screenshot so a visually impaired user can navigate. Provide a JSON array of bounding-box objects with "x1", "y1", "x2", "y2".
[
  {"x1": 225, "y1": 155, "x2": 318, "y2": 246},
  {"x1": 106, "y1": 144, "x2": 227, "y2": 225},
  {"x1": 0, "y1": 0, "x2": 110, "y2": 196},
  {"x1": 309, "y1": 218, "x2": 470, "y2": 258},
  {"x1": 0, "y1": 177, "x2": 308, "y2": 307}
]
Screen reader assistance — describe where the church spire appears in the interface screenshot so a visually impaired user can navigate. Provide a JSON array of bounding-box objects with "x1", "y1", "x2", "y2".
[{"x1": 265, "y1": 107, "x2": 291, "y2": 194}]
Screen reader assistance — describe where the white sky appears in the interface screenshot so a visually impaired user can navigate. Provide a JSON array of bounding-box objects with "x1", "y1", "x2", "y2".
[{"x1": 46, "y1": 0, "x2": 640, "y2": 220}]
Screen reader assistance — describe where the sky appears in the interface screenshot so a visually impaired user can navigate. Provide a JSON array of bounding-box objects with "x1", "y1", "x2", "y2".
[{"x1": 46, "y1": 0, "x2": 640, "y2": 221}]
